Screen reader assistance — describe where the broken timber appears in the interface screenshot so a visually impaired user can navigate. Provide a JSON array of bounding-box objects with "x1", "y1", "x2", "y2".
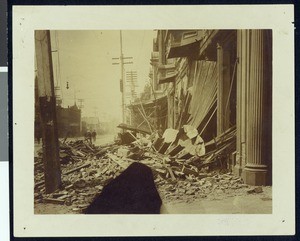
[
  {"x1": 34, "y1": 163, "x2": 91, "y2": 189},
  {"x1": 117, "y1": 123, "x2": 151, "y2": 135}
]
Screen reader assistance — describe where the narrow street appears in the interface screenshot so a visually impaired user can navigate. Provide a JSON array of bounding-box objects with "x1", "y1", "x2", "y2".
[
  {"x1": 35, "y1": 184, "x2": 272, "y2": 214},
  {"x1": 33, "y1": 29, "x2": 273, "y2": 215},
  {"x1": 93, "y1": 133, "x2": 116, "y2": 146}
]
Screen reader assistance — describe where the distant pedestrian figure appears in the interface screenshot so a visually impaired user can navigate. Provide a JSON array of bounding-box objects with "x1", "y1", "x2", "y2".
[
  {"x1": 92, "y1": 130, "x2": 97, "y2": 143},
  {"x1": 85, "y1": 131, "x2": 92, "y2": 144}
]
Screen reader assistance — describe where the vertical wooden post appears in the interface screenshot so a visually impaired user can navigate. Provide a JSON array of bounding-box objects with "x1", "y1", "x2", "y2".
[
  {"x1": 235, "y1": 30, "x2": 249, "y2": 176},
  {"x1": 35, "y1": 30, "x2": 61, "y2": 193},
  {"x1": 217, "y1": 42, "x2": 231, "y2": 136},
  {"x1": 120, "y1": 30, "x2": 125, "y2": 125}
]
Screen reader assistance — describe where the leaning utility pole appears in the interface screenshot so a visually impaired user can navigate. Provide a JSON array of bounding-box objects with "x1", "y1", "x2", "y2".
[
  {"x1": 35, "y1": 30, "x2": 61, "y2": 193},
  {"x1": 112, "y1": 30, "x2": 133, "y2": 124}
]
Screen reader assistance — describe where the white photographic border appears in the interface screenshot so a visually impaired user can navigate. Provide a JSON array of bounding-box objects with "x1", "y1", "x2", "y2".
[{"x1": 13, "y1": 5, "x2": 295, "y2": 237}]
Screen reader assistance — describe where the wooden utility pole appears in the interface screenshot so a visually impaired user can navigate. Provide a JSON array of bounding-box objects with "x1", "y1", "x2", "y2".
[
  {"x1": 35, "y1": 30, "x2": 61, "y2": 193},
  {"x1": 120, "y1": 31, "x2": 125, "y2": 123},
  {"x1": 112, "y1": 30, "x2": 133, "y2": 124}
]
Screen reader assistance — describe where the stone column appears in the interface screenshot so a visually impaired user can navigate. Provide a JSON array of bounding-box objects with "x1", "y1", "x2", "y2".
[{"x1": 244, "y1": 30, "x2": 272, "y2": 186}]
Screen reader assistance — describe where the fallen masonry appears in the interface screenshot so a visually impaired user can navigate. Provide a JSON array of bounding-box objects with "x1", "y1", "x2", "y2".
[{"x1": 34, "y1": 126, "x2": 269, "y2": 214}]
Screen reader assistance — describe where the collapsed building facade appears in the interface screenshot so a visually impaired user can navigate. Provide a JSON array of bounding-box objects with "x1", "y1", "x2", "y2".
[{"x1": 130, "y1": 30, "x2": 272, "y2": 186}]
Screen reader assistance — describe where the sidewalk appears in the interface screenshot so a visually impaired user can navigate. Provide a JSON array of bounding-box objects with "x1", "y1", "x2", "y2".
[{"x1": 161, "y1": 190, "x2": 272, "y2": 214}]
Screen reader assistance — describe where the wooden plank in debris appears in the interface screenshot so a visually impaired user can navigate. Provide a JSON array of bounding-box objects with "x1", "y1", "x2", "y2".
[
  {"x1": 43, "y1": 197, "x2": 65, "y2": 205},
  {"x1": 128, "y1": 131, "x2": 139, "y2": 142},
  {"x1": 205, "y1": 126, "x2": 236, "y2": 147},
  {"x1": 158, "y1": 142, "x2": 172, "y2": 154},
  {"x1": 76, "y1": 150, "x2": 86, "y2": 157},
  {"x1": 177, "y1": 152, "x2": 193, "y2": 159},
  {"x1": 35, "y1": 179, "x2": 45, "y2": 188},
  {"x1": 166, "y1": 167, "x2": 176, "y2": 181},
  {"x1": 117, "y1": 123, "x2": 151, "y2": 135},
  {"x1": 107, "y1": 153, "x2": 128, "y2": 169},
  {"x1": 180, "y1": 165, "x2": 198, "y2": 176},
  {"x1": 176, "y1": 92, "x2": 192, "y2": 129},
  {"x1": 138, "y1": 102, "x2": 153, "y2": 133},
  {"x1": 153, "y1": 137, "x2": 164, "y2": 152},
  {"x1": 95, "y1": 147, "x2": 110, "y2": 157},
  {"x1": 168, "y1": 144, "x2": 184, "y2": 157},
  {"x1": 35, "y1": 162, "x2": 92, "y2": 188},
  {"x1": 203, "y1": 142, "x2": 235, "y2": 164},
  {"x1": 52, "y1": 193, "x2": 67, "y2": 198},
  {"x1": 155, "y1": 168, "x2": 167, "y2": 174},
  {"x1": 57, "y1": 194, "x2": 69, "y2": 200},
  {"x1": 63, "y1": 163, "x2": 91, "y2": 175},
  {"x1": 84, "y1": 143, "x2": 95, "y2": 152},
  {"x1": 145, "y1": 149, "x2": 168, "y2": 160}
]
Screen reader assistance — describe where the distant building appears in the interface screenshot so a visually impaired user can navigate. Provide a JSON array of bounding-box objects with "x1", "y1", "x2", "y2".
[
  {"x1": 56, "y1": 104, "x2": 81, "y2": 137},
  {"x1": 34, "y1": 77, "x2": 81, "y2": 139}
]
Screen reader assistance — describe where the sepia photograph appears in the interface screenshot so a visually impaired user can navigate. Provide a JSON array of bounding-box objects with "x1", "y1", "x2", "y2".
[
  {"x1": 13, "y1": 5, "x2": 294, "y2": 236},
  {"x1": 33, "y1": 29, "x2": 272, "y2": 215}
]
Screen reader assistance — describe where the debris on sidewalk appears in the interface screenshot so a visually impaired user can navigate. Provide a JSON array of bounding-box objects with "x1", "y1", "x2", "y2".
[
  {"x1": 34, "y1": 124, "x2": 249, "y2": 214},
  {"x1": 247, "y1": 186, "x2": 263, "y2": 194}
]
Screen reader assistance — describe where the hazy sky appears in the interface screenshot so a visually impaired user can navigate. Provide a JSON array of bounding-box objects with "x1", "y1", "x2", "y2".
[{"x1": 50, "y1": 30, "x2": 155, "y2": 121}]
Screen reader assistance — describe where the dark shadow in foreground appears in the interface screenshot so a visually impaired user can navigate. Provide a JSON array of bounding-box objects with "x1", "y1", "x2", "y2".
[{"x1": 85, "y1": 162, "x2": 162, "y2": 214}]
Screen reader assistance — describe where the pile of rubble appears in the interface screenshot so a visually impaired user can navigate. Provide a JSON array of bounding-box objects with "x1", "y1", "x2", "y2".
[{"x1": 34, "y1": 125, "x2": 261, "y2": 213}]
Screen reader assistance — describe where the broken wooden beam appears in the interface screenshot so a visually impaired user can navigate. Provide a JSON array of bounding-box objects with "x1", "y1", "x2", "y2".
[
  {"x1": 118, "y1": 132, "x2": 136, "y2": 144},
  {"x1": 158, "y1": 142, "x2": 172, "y2": 154},
  {"x1": 167, "y1": 144, "x2": 184, "y2": 157},
  {"x1": 63, "y1": 163, "x2": 91, "y2": 175},
  {"x1": 166, "y1": 166, "x2": 176, "y2": 181},
  {"x1": 107, "y1": 153, "x2": 128, "y2": 169},
  {"x1": 153, "y1": 137, "x2": 164, "y2": 152},
  {"x1": 181, "y1": 166, "x2": 198, "y2": 176},
  {"x1": 43, "y1": 197, "x2": 66, "y2": 205},
  {"x1": 117, "y1": 123, "x2": 151, "y2": 135}
]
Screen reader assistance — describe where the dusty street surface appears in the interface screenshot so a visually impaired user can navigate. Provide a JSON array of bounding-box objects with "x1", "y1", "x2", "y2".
[
  {"x1": 160, "y1": 186, "x2": 272, "y2": 214},
  {"x1": 34, "y1": 135, "x2": 272, "y2": 215},
  {"x1": 93, "y1": 134, "x2": 116, "y2": 146},
  {"x1": 35, "y1": 186, "x2": 272, "y2": 214}
]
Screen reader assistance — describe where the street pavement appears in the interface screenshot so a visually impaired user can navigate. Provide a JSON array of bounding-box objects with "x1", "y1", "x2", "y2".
[{"x1": 161, "y1": 193, "x2": 272, "y2": 214}]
